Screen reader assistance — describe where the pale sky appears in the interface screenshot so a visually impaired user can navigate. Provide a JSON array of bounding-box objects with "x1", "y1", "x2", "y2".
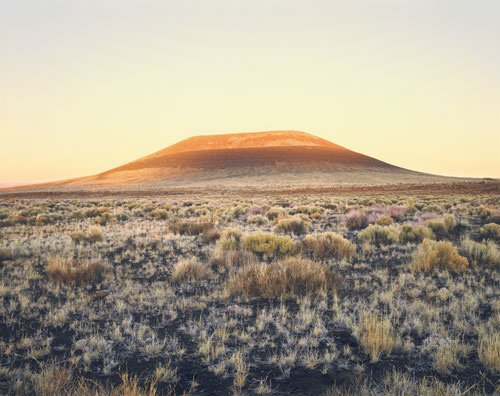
[{"x1": 1, "y1": 0, "x2": 499, "y2": 184}]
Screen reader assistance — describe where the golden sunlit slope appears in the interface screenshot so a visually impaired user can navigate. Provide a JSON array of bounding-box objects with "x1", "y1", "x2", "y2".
[{"x1": 1, "y1": 131, "x2": 473, "y2": 192}]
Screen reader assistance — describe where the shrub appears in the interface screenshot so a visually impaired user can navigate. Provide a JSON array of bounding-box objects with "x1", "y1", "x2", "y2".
[
  {"x1": 480, "y1": 223, "x2": 500, "y2": 242},
  {"x1": 47, "y1": 258, "x2": 107, "y2": 286},
  {"x1": 358, "y1": 224, "x2": 400, "y2": 246},
  {"x1": 87, "y1": 227, "x2": 104, "y2": 243},
  {"x1": 274, "y1": 216, "x2": 310, "y2": 235},
  {"x1": 226, "y1": 257, "x2": 340, "y2": 299},
  {"x1": 375, "y1": 215, "x2": 393, "y2": 226},
  {"x1": 460, "y1": 237, "x2": 500, "y2": 269},
  {"x1": 169, "y1": 220, "x2": 214, "y2": 236},
  {"x1": 411, "y1": 239, "x2": 468, "y2": 273},
  {"x1": 70, "y1": 227, "x2": 104, "y2": 244},
  {"x1": 151, "y1": 209, "x2": 169, "y2": 220},
  {"x1": 301, "y1": 232, "x2": 355, "y2": 261},
  {"x1": 356, "y1": 313, "x2": 395, "y2": 362},
  {"x1": 209, "y1": 249, "x2": 256, "y2": 274},
  {"x1": 0, "y1": 248, "x2": 13, "y2": 262},
  {"x1": 426, "y1": 215, "x2": 457, "y2": 239},
  {"x1": 172, "y1": 257, "x2": 208, "y2": 282},
  {"x1": 217, "y1": 228, "x2": 243, "y2": 251},
  {"x1": 384, "y1": 206, "x2": 406, "y2": 221},
  {"x1": 478, "y1": 330, "x2": 500, "y2": 373},
  {"x1": 241, "y1": 232, "x2": 297, "y2": 259},
  {"x1": 344, "y1": 209, "x2": 368, "y2": 230},
  {"x1": 247, "y1": 215, "x2": 268, "y2": 225},
  {"x1": 399, "y1": 223, "x2": 434, "y2": 244},
  {"x1": 266, "y1": 207, "x2": 285, "y2": 221}
]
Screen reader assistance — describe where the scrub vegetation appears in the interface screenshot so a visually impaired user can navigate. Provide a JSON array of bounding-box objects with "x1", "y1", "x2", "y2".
[{"x1": 0, "y1": 192, "x2": 498, "y2": 395}]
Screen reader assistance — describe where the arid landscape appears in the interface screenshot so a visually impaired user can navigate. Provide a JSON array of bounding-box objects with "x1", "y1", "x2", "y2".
[
  {"x1": 0, "y1": 188, "x2": 499, "y2": 395},
  {"x1": 1, "y1": 131, "x2": 499, "y2": 395}
]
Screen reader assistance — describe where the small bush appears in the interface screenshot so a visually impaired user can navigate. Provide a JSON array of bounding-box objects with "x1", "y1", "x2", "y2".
[
  {"x1": 399, "y1": 223, "x2": 434, "y2": 244},
  {"x1": 426, "y1": 215, "x2": 457, "y2": 239},
  {"x1": 151, "y1": 209, "x2": 169, "y2": 220},
  {"x1": 411, "y1": 239, "x2": 468, "y2": 273},
  {"x1": 266, "y1": 207, "x2": 285, "y2": 221},
  {"x1": 70, "y1": 227, "x2": 104, "y2": 244},
  {"x1": 0, "y1": 248, "x2": 14, "y2": 262},
  {"x1": 217, "y1": 228, "x2": 243, "y2": 251},
  {"x1": 375, "y1": 215, "x2": 393, "y2": 226},
  {"x1": 172, "y1": 257, "x2": 208, "y2": 282},
  {"x1": 87, "y1": 227, "x2": 104, "y2": 243},
  {"x1": 460, "y1": 237, "x2": 500, "y2": 269},
  {"x1": 209, "y1": 249, "x2": 256, "y2": 274},
  {"x1": 344, "y1": 209, "x2": 368, "y2": 230},
  {"x1": 301, "y1": 232, "x2": 355, "y2": 261},
  {"x1": 356, "y1": 313, "x2": 395, "y2": 362},
  {"x1": 480, "y1": 223, "x2": 500, "y2": 242},
  {"x1": 47, "y1": 257, "x2": 107, "y2": 286},
  {"x1": 169, "y1": 220, "x2": 214, "y2": 236},
  {"x1": 226, "y1": 257, "x2": 340, "y2": 299},
  {"x1": 358, "y1": 224, "x2": 400, "y2": 246},
  {"x1": 247, "y1": 215, "x2": 268, "y2": 225},
  {"x1": 241, "y1": 232, "x2": 297, "y2": 259},
  {"x1": 274, "y1": 216, "x2": 310, "y2": 235}
]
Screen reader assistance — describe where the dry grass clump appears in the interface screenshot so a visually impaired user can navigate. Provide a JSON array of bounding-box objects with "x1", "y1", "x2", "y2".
[
  {"x1": 344, "y1": 209, "x2": 369, "y2": 230},
  {"x1": 0, "y1": 248, "x2": 14, "y2": 262},
  {"x1": 241, "y1": 232, "x2": 297, "y2": 259},
  {"x1": 274, "y1": 216, "x2": 310, "y2": 235},
  {"x1": 480, "y1": 223, "x2": 500, "y2": 242},
  {"x1": 217, "y1": 228, "x2": 242, "y2": 251},
  {"x1": 399, "y1": 223, "x2": 434, "y2": 244},
  {"x1": 226, "y1": 257, "x2": 339, "y2": 299},
  {"x1": 47, "y1": 257, "x2": 107, "y2": 286},
  {"x1": 478, "y1": 329, "x2": 500, "y2": 373},
  {"x1": 70, "y1": 226, "x2": 104, "y2": 244},
  {"x1": 375, "y1": 215, "x2": 393, "y2": 226},
  {"x1": 411, "y1": 239, "x2": 468, "y2": 273},
  {"x1": 301, "y1": 232, "x2": 355, "y2": 261},
  {"x1": 433, "y1": 338, "x2": 472, "y2": 374},
  {"x1": 33, "y1": 364, "x2": 74, "y2": 396},
  {"x1": 266, "y1": 207, "x2": 285, "y2": 221},
  {"x1": 172, "y1": 257, "x2": 208, "y2": 282},
  {"x1": 426, "y1": 215, "x2": 457, "y2": 239},
  {"x1": 460, "y1": 237, "x2": 500, "y2": 268},
  {"x1": 356, "y1": 313, "x2": 395, "y2": 362},
  {"x1": 169, "y1": 220, "x2": 214, "y2": 236},
  {"x1": 210, "y1": 248, "x2": 256, "y2": 274},
  {"x1": 358, "y1": 224, "x2": 400, "y2": 246}
]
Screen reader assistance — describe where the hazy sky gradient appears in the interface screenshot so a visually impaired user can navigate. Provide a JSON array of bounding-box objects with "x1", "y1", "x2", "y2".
[{"x1": 1, "y1": 0, "x2": 499, "y2": 184}]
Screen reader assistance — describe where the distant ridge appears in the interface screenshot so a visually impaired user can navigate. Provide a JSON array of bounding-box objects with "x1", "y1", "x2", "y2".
[{"x1": 0, "y1": 130, "x2": 478, "y2": 192}]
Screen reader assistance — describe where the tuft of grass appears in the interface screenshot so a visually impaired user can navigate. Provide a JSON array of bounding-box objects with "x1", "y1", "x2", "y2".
[
  {"x1": 356, "y1": 313, "x2": 395, "y2": 363},
  {"x1": 480, "y1": 223, "x2": 500, "y2": 242},
  {"x1": 274, "y1": 216, "x2": 310, "y2": 235},
  {"x1": 301, "y1": 232, "x2": 355, "y2": 261},
  {"x1": 358, "y1": 224, "x2": 400, "y2": 246},
  {"x1": 241, "y1": 232, "x2": 297, "y2": 259},
  {"x1": 70, "y1": 227, "x2": 104, "y2": 245},
  {"x1": 0, "y1": 248, "x2": 14, "y2": 262},
  {"x1": 169, "y1": 220, "x2": 214, "y2": 236},
  {"x1": 47, "y1": 257, "x2": 107, "y2": 286},
  {"x1": 172, "y1": 257, "x2": 208, "y2": 282},
  {"x1": 478, "y1": 329, "x2": 500, "y2": 373},
  {"x1": 460, "y1": 237, "x2": 500, "y2": 269},
  {"x1": 226, "y1": 257, "x2": 340, "y2": 299},
  {"x1": 399, "y1": 223, "x2": 434, "y2": 244},
  {"x1": 375, "y1": 215, "x2": 393, "y2": 226},
  {"x1": 411, "y1": 239, "x2": 468, "y2": 273}
]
